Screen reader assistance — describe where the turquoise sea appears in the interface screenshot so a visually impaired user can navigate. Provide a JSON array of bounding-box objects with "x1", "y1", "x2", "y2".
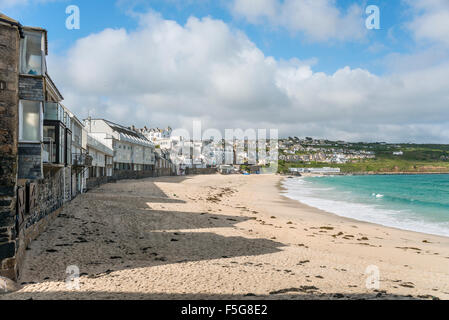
[{"x1": 282, "y1": 174, "x2": 449, "y2": 237}]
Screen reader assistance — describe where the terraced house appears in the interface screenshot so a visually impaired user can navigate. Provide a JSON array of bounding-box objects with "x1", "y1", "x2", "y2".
[
  {"x1": 84, "y1": 119, "x2": 157, "y2": 180},
  {"x1": 0, "y1": 14, "x2": 89, "y2": 279},
  {"x1": 85, "y1": 133, "x2": 113, "y2": 189}
]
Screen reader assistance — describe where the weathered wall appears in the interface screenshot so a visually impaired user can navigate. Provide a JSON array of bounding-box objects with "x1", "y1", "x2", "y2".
[
  {"x1": 112, "y1": 170, "x2": 156, "y2": 181},
  {"x1": 86, "y1": 168, "x2": 175, "y2": 190},
  {"x1": 18, "y1": 76, "x2": 44, "y2": 101},
  {"x1": 0, "y1": 23, "x2": 19, "y2": 280},
  {"x1": 18, "y1": 143, "x2": 42, "y2": 180},
  {"x1": 28, "y1": 169, "x2": 64, "y2": 227},
  {"x1": 154, "y1": 168, "x2": 174, "y2": 177},
  {"x1": 62, "y1": 167, "x2": 71, "y2": 203},
  {"x1": 86, "y1": 176, "x2": 109, "y2": 190},
  {"x1": 185, "y1": 167, "x2": 217, "y2": 175},
  {"x1": 14, "y1": 168, "x2": 65, "y2": 280}
]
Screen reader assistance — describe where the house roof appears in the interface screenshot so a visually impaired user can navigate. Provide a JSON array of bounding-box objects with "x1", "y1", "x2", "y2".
[
  {"x1": 45, "y1": 73, "x2": 64, "y2": 101},
  {"x1": 0, "y1": 13, "x2": 18, "y2": 24},
  {"x1": 90, "y1": 119, "x2": 155, "y2": 148},
  {"x1": 0, "y1": 13, "x2": 49, "y2": 54},
  {"x1": 87, "y1": 134, "x2": 113, "y2": 156}
]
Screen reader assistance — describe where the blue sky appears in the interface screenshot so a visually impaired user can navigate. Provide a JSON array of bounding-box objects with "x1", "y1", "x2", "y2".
[
  {"x1": 2, "y1": 0, "x2": 449, "y2": 142},
  {"x1": 3, "y1": 0, "x2": 416, "y2": 74}
]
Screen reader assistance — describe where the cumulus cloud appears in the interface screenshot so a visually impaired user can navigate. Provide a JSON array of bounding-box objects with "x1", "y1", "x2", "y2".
[
  {"x1": 230, "y1": 0, "x2": 366, "y2": 42},
  {"x1": 405, "y1": 0, "x2": 449, "y2": 47},
  {"x1": 48, "y1": 11, "x2": 449, "y2": 143}
]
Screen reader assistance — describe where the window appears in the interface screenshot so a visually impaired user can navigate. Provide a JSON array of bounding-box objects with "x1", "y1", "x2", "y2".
[
  {"x1": 89, "y1": 166, "x2": 95, "y2": 178},
  {"x1": 43, "y1": 125, "x2": 56, "y2": 163},
  {"x1": 19, "y1": 100, "x2": 42, "y2": 142},
  {"x1": 44, "y1": 102, "x2": 63, "y2": 121},
  {"x1": 20, "y1": 31, "x2": 44, "y2": 75},
  {"x1": 59, "y1": 125, "x2": 65, "y2": 164},
  {"x1": 66, "y1": 130, "x2": 72, "y2": 166}
]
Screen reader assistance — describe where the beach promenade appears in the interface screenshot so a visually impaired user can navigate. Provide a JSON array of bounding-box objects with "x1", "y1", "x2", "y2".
[{"x1": 1, "y1": 174, "x2": 448, "y2": 300}]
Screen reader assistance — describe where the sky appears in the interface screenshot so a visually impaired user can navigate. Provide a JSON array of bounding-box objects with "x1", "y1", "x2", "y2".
[{"x1": 1, "y1": 0, "x2": 449, "y2": 143}]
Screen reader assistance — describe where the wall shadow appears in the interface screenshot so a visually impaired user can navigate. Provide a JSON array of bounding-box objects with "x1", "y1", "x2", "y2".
[
  {"x1": 1, "y1": 290, "x2": 425, "y2": 300},
  {"x1": 12, "y1": 176, "x2": 285, "y2": 288}
]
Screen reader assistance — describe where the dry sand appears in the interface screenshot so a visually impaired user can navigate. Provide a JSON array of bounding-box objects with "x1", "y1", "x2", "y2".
[{"x1": 1, "y1": 174, "x2": 448, "y2": 300}]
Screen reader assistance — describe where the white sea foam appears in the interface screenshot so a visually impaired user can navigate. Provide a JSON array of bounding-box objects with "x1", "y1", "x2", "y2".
[{"x1": 282, "y1": 177, "x2": 449, "y2": 237}]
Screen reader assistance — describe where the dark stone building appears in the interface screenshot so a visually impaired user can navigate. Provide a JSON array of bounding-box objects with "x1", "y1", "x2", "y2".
[
  {"x1": 0, "y1": 14, "x2": 75, "y2": 280},
  {"x1": 0, "y1": 14, "x2": 21, "y2": 280}
]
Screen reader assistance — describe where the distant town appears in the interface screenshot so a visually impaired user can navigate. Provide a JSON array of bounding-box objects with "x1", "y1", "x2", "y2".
[{"x1": 278, "y1": 137, "x2": 449, "y2": 175}]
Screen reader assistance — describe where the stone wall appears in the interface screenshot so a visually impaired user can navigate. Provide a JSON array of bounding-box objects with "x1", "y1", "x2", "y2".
[
  {"x1": 28, "y1": 168, "x2": 64, "y2": 227},
  {"x1": 86, "y1": 176, "x2": 109, "y2": 190},
  {"x1": 86, "y1": 168, "x2": 175, "y2": 190},
  {"x1": 154, "y1": 168, "x2": 174, "y2": 177},
  {"x1": 18, "y1": 76, "x2": 44, "y2": 101},
  {"x1": 13, "y1": 168, "x2": 65, "y2": 280},
  {"x1": 112, "y1": 170, "x2": 156, "y2": 181},
  {"x1": 18, "y1": 143, "x2": 42, "y2": 180},
  {"x1": 0, "y1": 23, "x2": 19, "y2": 280},
  {"x1": 62, "y1": 167, "x2": 71, "y2": 203},
  {"x1": 185, "y1": 167, "x2": 217, "y2": 175}
]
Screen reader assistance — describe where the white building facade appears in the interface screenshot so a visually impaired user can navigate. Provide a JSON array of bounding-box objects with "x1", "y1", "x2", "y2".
[{"x1": 84, "y1": 119, "x2": 156, "y2": 173}]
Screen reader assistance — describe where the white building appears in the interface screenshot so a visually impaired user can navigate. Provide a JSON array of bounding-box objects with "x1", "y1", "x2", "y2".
[
  {"x1": 289, "y1": 167, "x2": 341, "y2": 174},
  {"x1": 87, "y1": 134, "x2": 114, "y2": 178},
  {"x1": 84, "y1": 119, "x2": 156, "y2": 173},
  {"x1": 68, "y1": 111, "x2": 89, "y2": 196},
  {"x1": 139, "y1": 127, "x2": 172, "y2": 142}
]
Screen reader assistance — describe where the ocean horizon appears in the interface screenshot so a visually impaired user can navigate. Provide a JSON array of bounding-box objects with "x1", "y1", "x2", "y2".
[{"x1": 282, "y1": 174, "x2": 449, "y2": 237}]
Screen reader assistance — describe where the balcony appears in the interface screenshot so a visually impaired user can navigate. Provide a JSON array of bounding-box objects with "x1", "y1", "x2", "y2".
[
  {"x1": 44, "y1": 102, "x2": 64, "y2": 122},
  {"x1": 72, "y1": 153, "x2": 93, "y2": 167}
]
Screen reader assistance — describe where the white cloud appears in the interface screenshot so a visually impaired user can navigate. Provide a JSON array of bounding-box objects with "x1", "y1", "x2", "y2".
[
  {"x1": 405, "y1": 0, "x2": 449, "y2": 47},
  {"x1": 48, "y1": 11, "x2": 449, "y2": 143},
  {"x1": 230, "y1": 0, "x2": 366, "y2": 42}
]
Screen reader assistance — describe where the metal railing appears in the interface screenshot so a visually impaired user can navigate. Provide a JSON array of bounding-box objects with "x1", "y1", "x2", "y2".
[{"x1": 72, "y1": 153, "x2": 93, "y2": 167}]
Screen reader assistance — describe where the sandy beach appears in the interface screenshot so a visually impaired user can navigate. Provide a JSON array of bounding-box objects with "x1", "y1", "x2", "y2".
[{"x1": 1, "y1": 174, "x2": 448, "y2": 300}]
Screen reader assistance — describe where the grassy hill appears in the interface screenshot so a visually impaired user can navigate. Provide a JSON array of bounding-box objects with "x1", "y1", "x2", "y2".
[{"x1": 278, "y1": 143, "x2": 449, "y2": 174}]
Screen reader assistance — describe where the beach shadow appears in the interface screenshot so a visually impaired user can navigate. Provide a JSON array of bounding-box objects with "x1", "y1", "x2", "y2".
[
  {"x1": 17, "y1": 229, "x2": 285, "y2": 284},
  {"x1": 13, "y1": 175, "x2": 285, "y2": 286},
  {"x1": 0, "y1": 290, "x2": 426, "y2": 300},
  {"x1": 86, "y1": 177, "x2": 187, "y2": 204}
]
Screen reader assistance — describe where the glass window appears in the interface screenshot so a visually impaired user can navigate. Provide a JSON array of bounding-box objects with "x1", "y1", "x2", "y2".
[
  {"x1": 43, "y1": 125, "x2": 56, "y2": 163},
  {"x1": 20, "y1": 31, "x2": 44, "y2": 75},
  {"x1": 44, "y1": 102, "x2": 63, "y2": 121},
  {"x1": 19, "y1": 100, "x2": 42, "y2": 142},
  {"x1": 59, "y1": 125, "x2": 65, "y2": 164},
  {"x1": 66, "y1": 130, "x2": 72, "y2": 165}
]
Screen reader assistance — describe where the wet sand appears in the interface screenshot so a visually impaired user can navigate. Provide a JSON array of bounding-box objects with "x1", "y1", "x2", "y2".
[{"x1": 1, "y1": 174, "x2": 448, "y2": 300}]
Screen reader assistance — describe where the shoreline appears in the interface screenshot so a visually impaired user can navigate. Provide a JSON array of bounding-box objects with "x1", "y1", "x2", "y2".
[
  {"x1": 277, "y1": 175, "x2": 449, "y2": 240},
  {"x1": 283, "y1": 172, "x2": 449, "y2": 177},
  {"x1": 1, "y1": 174, "x2": 448, "y2": 300}
]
